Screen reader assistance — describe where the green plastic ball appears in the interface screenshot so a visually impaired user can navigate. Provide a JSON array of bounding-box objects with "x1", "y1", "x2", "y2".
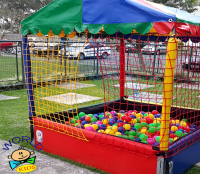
[
  {"x1": 136, "y1": 132, "x2": 142, "y2": 137},
  {"x1": 116, "y1": 134, "x2": 122, "y2": 138},
  {"x1": 182, "y1": 118, "x2": 187, "y2": 122},
  {"x1": 142, "y1": 140, "x2": 148, "y2": 144},
  {"x1": 70, "y1": 119, "x2": 77, "y2": 124},
  {"x1": 79, "y1": 112, "x2": 85, "y2": 117},
  {"x1": 139, "y1": 134, "x2": 148, "y2": 141},
  {"x1": 90, "y1": 117, "x2": 98, "y2": 122},
  {"x1": 99, "y1": 115, "x2": 104, "y2": 119},
  {"x1": 88, "y1": 114, "x2": 94, "y2": 118},
  {"x1": 148, "y1": 127, "x2": 156, "y2": 133},
  {"x1": 136, "y1": 118, "x2": 141, "y2": 123},
  {"x1": 129, "y1": 131, "x2": 137, "y2": 136},
  {"x1": 122, "y1": 135, "x2": 128, "y2": 139},
  {"x1": 155, "y1": 122, "x2": 161, "y2": 127},
  {"x1": 149, "y1": 123, "x2": 156, "y2": 127},
  {"x1": 141, "y1": 122, "x2": 148, "y2": 127},
  {"x1": 113, "y1": 123, "x2": 118, "y2": 126},
  {"x1": 155, "y1": 136, "x2": 160, "y2": 142},
  {"x1": 74, "y1": 116, "x2": 79, "y2": 120},
  {"x1": 169, "y1": 138, "x2": 173, "y2": 143},
  {"x1": 144, "y1": 113, "x2": 148, "y2": 116},
  {"x1": 175, "y1": 130, "x2": 183, "y2": 137},
  {"x1": 124, "y1": 130, "x2": 129, "y2": 135},
  {"x1": 128, "y1": 136, "x2": 135, "y2": 140}
]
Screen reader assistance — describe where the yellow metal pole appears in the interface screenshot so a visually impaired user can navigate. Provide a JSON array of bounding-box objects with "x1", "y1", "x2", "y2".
[{"x1": 160, "y1": 37, "x2": 178, "y2": 151}]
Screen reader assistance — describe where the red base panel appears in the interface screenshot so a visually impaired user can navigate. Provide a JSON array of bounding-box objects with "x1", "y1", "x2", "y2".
[{"x1": 34, "y1": 118, "x2": 158, "y2": 174}]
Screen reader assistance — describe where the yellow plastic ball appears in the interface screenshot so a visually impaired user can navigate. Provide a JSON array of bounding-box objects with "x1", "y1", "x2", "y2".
[
  {"x1": 102, "y1": 119, "x2": 109, "y2": 125},
  {"x1": 91, "y1": 124, "x2": 98, "y2": 130},
  {"x1": 153, "y1": 120, "x2": 161, "y2": 124},
  {"x1": 148, "y1": 114, "x2": 154, "y2": 119},
  {"x1": 109, "y1": 130, "x2": 115, "y2": 135},
  {"x1": 136, "y1": 113, "x2": 143, "y2": 118},
  {"x1": 131, "y1": 119, "x2": 137, "y2": 124},
  {"x1": 181, "y1": 122, "x2": 187, "y2": 127},
  {"x1": 104, "y1": 129, "x2": 112, "y2": 134},
  {"x1": 123, "y1": 124, "x2": 131, "y2": 130},
  {"x1": 98, "y1": 130, "x2": 104, "y2": 133},
  {"x1": 171, "y1": 120, "x2": 176, "y2": 124},
  {"x1": 175, "y1": 120, "x2": 180, "y2": 124},
  {"x1": 141, "y1": 129, "x2": 147, "y2": 134},
  {"x1": 171, "y1": 126, "x2": 178, "y2": 132},
  {"x1": 109, "y1": 116, "x2": 112, "y2": 119},
  {"x1": 155, "y1": 118, "x2": 161, "y2": 122},
  {"x1": 107, "y1": 126, "x2": 112, "y2": 129},
  {"x1": 84, "y1": 124, "x2": 91, "y2": 128},
  {"x1": 115, "y1": 132, "x2": 122, "y2": 136},
  {"x1": 132, "y1": 112, "x2": 137, "y2": 115},
  {"x1": 173, "y1": 137, "x2": 178, "y2": 142},
  {"x1": 112, "y1": 126, "x2": 118, "y2": 132}
]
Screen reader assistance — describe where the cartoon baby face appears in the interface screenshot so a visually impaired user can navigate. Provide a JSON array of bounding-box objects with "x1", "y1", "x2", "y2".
[{"x1": 8, "y1": 149, "x2": 34, "y2": 161}]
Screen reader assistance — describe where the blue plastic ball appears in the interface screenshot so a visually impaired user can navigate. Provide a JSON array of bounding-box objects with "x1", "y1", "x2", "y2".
[
  {"x1": 81, "y1": 120, "x2": 88, "y2": 125},
  {"x1": 94, "y1": 116, "x2": 99, "y2": 120},
  {"x1": 190, "y1": 125, "x2": 196, "y2": 128},
  {"x1": 190, "y1": 128, "x2": 196, "y2": 132},
  {"x1": 117, "y1": 120, "x2": 123, "y2": 123},
  {"x1": 153, "y1": 142, "x2": 159, "y2": 146},
  {"x1": 141, "y1": 111, "x2": 146, "y2": 115},
  {"x1": 131, "y1": 127, "x2": 137, "y2": 131},
  {"x1": 135, "y1": 137, "x2": 141, "y2": 142},
  {"x1": 118, "y1": 127, "x2": 125, "y2": 133},
  {"x1": 77, "y1": 125, "x2": 84, "y2": 129},
  {"x1": 155, "y1": 114, "x2": 161, "y2": 118},
  {"x1": 80, "y1": 116, "x2": 86, "y2": 121},
  {"x1": 94, "y1": 114, "x2": 98, "y2": 117},
  {"x1": 113, "y1": 117, "x2": 118, "y2": 121}
]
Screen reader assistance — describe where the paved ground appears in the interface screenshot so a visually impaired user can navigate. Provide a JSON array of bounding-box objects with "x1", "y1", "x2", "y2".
[
  {"x1": 0, "y1": 94, "x2": 19, "y2": 101},
  {"x1": 0, "y1": 140, "x2": 97, "y2": 174}
]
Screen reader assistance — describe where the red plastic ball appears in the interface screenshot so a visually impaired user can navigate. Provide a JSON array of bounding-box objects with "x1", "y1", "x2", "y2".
[
  {"x1": 146, "y1": 118, "x2": 154, "y2": 124},
  {"x1": 183, "y1": 126, "x2": 190, "y2": 132},
  {"x1": 121, "y1": 116, "x2": 126, "y2": 121},
  {"x1": 147, "y1": 132, "x2": 154, "y2": 138},
  {"x1": 178, "y1": 126, "x2": 183, "y2": 130},
  {"x1": 140, "y1": 119, "x2": 147, "y2": 123},
  {"x1": 169, "y1": 133, "x2": 176, "y2": 139},
  {"x1": 118, "y1": 123, "x2": 124, "y2": 127},
  {"x1": 85, "y1": 116, "x2": 91, "y2": 122},
  {"x1": 125, "y1": 116, "x2": 132, "y2": 122},
  {"x1": 152, "y1": 110, "x2": 159, "y2": 115},
  {"x1": 154, "y1": 131, "x2": 160, "y2": 136}
]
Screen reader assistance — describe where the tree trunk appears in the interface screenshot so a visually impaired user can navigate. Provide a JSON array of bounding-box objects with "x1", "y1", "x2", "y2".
[{"x1": 135, "y1": 41, "x2": 145, "y2": 72}]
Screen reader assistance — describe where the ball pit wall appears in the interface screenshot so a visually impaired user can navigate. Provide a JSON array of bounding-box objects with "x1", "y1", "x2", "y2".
[{"x1": 34, "y1": 121, "x2": 158, "y2": 174}]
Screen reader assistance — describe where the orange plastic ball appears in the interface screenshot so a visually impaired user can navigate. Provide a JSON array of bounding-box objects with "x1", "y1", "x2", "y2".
[{"x1": 85, "y1": 116, "x2": 91, "y2": 122}]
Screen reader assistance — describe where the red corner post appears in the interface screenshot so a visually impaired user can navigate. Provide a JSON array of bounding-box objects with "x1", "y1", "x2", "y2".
[{"x1": 120, "y1": 38, "x2": 125, "y2": 98}]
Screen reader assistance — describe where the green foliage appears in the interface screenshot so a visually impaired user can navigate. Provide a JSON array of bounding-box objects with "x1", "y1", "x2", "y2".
[{"x1": 150, "y1": 0, "x2": 198, "y2": 13}]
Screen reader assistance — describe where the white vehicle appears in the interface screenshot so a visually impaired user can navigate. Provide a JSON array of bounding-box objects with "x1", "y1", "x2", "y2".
[
  {"x1": 59, "y1": 42, "x2": 111, "y2": 59},
  {"x1": 141, "y1": 44, "x2": 166, "y2": 55}
]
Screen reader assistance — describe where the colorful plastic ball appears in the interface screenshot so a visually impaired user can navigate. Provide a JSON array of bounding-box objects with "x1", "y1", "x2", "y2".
[
  {"x1": 180, "y1": 122, "x2": 187, "y2": 127},
  {"x1": 99, "y1": 115, "x2": 104, "y2": 119},
  {"x1": 135, "y1": 137, "x2": 141, "y2": 142},
  {"x1": 91, "y1": 124, "x2": 99, "y2": 130},
  {"x1": 70, "y1": 119, "x2": 77, "y2": 124},
  {"x1": 119, "y1": 110, "x2": 125, "y2": 113},
  {"x1": 140, "y1": 119, "x2": 146, "y2": 123},
  {"x1": 183, "y1": 126, "x2": 190, "y2": 133},
  {"x1": 85, "y1": 126, "x2": 94, "y2": 131},
  {"x1": 116, "y1": 134, "x2": 122, "y2": 138},
  {"x1": 173, "y1": 137, "x2": 178, "y2": 142},
  {"x1": 111, "y1": 126, "x2": 118, "y2": 132},
  {"x1": 141, "y1": 129, "x2": 147, "y2": 134},
  {"x1": 115, "y1": 132, "x2": 122, "y2": 136},
  {"x1": 75, "y1": 123, "x2": 80, "y2": 127},
  {"x1": 90, "y1": 117, "x2": 97, "y2": 123},
  {"x1": 79, "y1": 112, "x2": 85, "y2": 117},
  {"x1": 148, "y1": 114, "x2": 154, "y2": 119},
  {"x1": 147, "y1": 132, "x2": 154, "y2": 138},
  {"x1": 136, "y1": 113, "x2": 143, "y2": 118},
  {"x1": 171, "y1": 126, "x2": 178, "y2": 132},
  {"x1": 190, "y1": 128, "x2": 196, "y2": 132},
  {"x1": 74, "y1": 116, "x2": 79, "y2": 120},
  {"x1": 154, "y1": 131, "x2": 160, "y2": 136},
  {"x1": 146, "y1": 117, "x2": 154, "y2": 124},
  {"x1": 97, "y1": 130, "x2": 104, "y2": 133},
  {"x1": 87, "y1": 114, "x2": 93, "y2": 118},
  {"x1": 124, "y1": 130, "x2": 130, "y2": 135},
  {"x1": 182, "y1": 118, "x2": 187, "y2": 122},
  {"x1": 169, "y1": 133, "x2": 176, "y2": 139},
  {"x1": 128, "y1": 136, "x2": 135, "y2": 140},
  {"x1": 148, "y1": 127, "x2": 156, "y2": 133},
  {"x1": 118, "y1": 127, "x2": 125, "y2": 133},
  {"x1": 136, "y1": 118, "x2": 141, "y2": 123},
  {"x1": 155, "y1": 136, "x2": 160, "y2": 142},
  {"x1": 153, "y1": 142, "x2": 159, "y2": 146},
  {"x1": 149, "y1": 123, "x2": 156, "y2": 127},
  {"x1": 99, "y1": 124, "x2": 106, "y2": 130},
  {"x1": 147, "y1": 138, "x2": 155, "y2": 145},
  {"x1": 155, "y1": 114, "x2": 161, "y2": 118},
  {"x1": 141, "y1": 122, "x2": 148, "y2": 127},
  {"x1": 102, "y1": 119, "x2": 109, "y2": 125},
  {"x1": 80, "y1": 116, "x2": 86, "y2": 121},
  {"x1": 140, "y1": 111, "x2": 146, "y2": 115},
  {"x1": 123, "y1": 124, "x2": 131, "y2": 130},
  {"x1": 125, "y1": 116, "x2": 132, "y2": 123},
  {"x1": 190, "y1": 125, "x2": 196, "y2": 128},
  {"x1": 136, "y1": 132, "x2": 142, "y2": 137},
  {"x1": 129, "y1": 131, "x2": 137, "y2": 136},
  {"x1": 139, "y1": 134, "x2": 148, "y2": 141},
  {"x1": 84, "y1": 124, "x2": 91, "y2": 128},
  {"x1": 169, "y1": 138, "x2": 173, "y2": 143},
  {"x1": 131, "y1": 127, "x2": 137, "y2": 131},
  {"x1": 143, "y1": 113, "x2": 148, "y2": 117},
  {"x1": 122, "y1": 135, "x2": 128, "y2": 139},
  {"x1": 81, "y1": 120, "x2": 88, "y2": 125},
  {"x1": 96, "y1": 121, "x2": 102, "y2": 125},
  {"x1": 142, "y1": 140, "x2": 148, "y2": 144},
  {"x1": 118, "y1": 122, "x2": 124, "y2": 127},
  {"x1": 175, "y1": 130, "x2": 183, "y2": 137},
  {"x1": 77, "y1": 125, "x2": 84, "y2": 129},
  {"x1": 85, "y1": 116, "x2": 91, "y2": 122},
  {"x1": 131, "y1": 119, "x2": 137, "y2": 124},
  {"x1": 152, "y1": 110, "x2": 159, "y2": 115}
]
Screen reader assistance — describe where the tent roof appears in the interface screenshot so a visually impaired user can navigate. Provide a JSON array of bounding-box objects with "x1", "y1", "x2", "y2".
[{"x1": 21, "y1": 0, "x2": 200, "y2": 36}]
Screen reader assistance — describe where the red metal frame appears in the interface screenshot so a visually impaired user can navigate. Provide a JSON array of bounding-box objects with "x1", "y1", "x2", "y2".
[{"x1": 120, "y1": 38, "x2": 126, "y2": 98}]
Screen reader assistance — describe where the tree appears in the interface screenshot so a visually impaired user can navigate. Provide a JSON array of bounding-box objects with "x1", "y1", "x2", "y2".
[
  {"x1": 0, "y1": 0, "x2": 53, "y2": 39},
  {"x1": 150, "y1": 0, "x2": 199, "y2": 13}
]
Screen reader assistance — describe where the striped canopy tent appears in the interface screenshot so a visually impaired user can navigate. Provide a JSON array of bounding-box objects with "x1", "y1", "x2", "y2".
[{"x1": 21, "y1": 0, "x2": 200, "y2": 38}]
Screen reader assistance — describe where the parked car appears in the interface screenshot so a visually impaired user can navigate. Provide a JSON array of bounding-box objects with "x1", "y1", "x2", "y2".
[
  {"x1": 116, "y1": 43, "x2": 137, "y2": 53},
  {"x1": 32, "y1": 44, "x2": 62, "y2": 56},
  {"x1": 182, "y1": 51, "x2": 200, "y2": 72},
  {"x1": 59, "y1": 42, "x2": 111, "y2": 59},
  {"x1": 141, "y1": 44, "x2": 166, "y2": 55},
  {"x1": 0, "y1": 40, "x2": 13, "y2": 53}
]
